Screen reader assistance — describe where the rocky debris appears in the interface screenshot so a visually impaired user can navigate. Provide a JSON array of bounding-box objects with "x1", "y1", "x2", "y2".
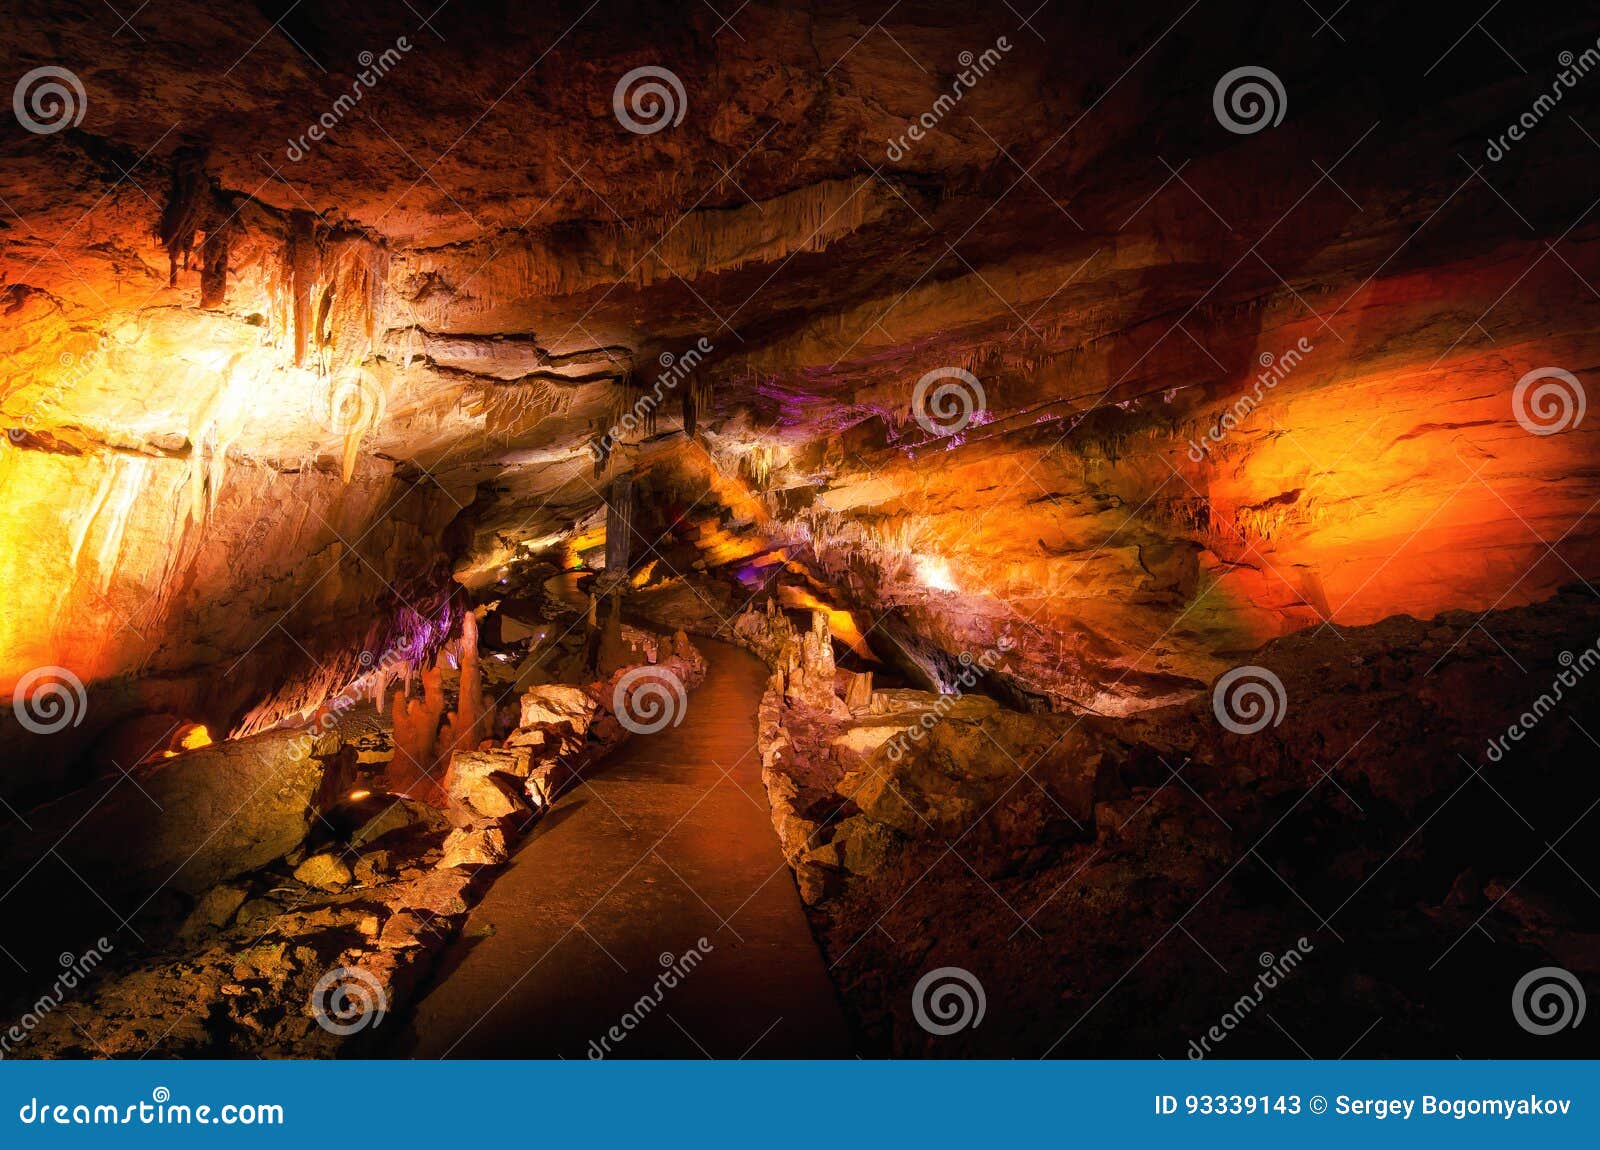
[
  {"x1": 773, "y1": 590, "x2": 1600, "y2": 1057},
  {"x1": 4, "y1": 629, "x2": 710, "y2": 1058},
  {"x1": 442, "y1": 746, "x2": 536, "y2": 823},
  {"x1": 440, "y1": 825, "x2": 508, "y2": 868},
  {"x1": 350, "y1": 797, "x2": 448, "y2": 849},
  {"x1": 293, "y1": 853, "x2": 354, "y2": 891},
  {"x1": 178, "y1": 883, "x2": 249, "y2": 940},
  {"x1": 517, "y1": 685, "x2": 597, "y2": 734}
]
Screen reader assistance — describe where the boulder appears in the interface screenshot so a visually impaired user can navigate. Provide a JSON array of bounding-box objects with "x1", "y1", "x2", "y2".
[
  {"x1": 349, "y1": 797, "x2": 448, "y2": 848},
  {"x1": 440, "y1": 825, "x2": 509, "y2": 868},
  {"x1": 178, "y1": 883, "x2": 250, "y2": 940},
  {"x1": 844, "y1": 671, "x2": 874, "y2": 712},
  {"x1": 518, "y1": 684, "x2": 597, "y2": 733},
  {"x1": 831, "y1": 816, "x2": 902, "y2": 876},
  {"x1": 504, "y1": 726, "x2": 547, "y2": 751},
  {"x1": 293, "y1": 852, "x2": 352, "y2": 891},
  {"x1": 0, "y1": 727, "x2": 333, "y2": 898},
  {"x1": 526, "y1": 758, "x2": 568, "y2": 807},
  {"x1": 443, "y1": 746, "x2": 534, "y2": 822}
]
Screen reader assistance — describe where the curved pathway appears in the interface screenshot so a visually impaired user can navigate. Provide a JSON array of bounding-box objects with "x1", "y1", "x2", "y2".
[{"x1": 397, "y1": 640, "x2": 851, "y2": 1058}]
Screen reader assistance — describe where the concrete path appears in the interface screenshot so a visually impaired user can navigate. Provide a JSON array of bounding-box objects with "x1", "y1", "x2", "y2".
[{"x1": 397, "y1": 640, "x2": 852, "y2": 1058}]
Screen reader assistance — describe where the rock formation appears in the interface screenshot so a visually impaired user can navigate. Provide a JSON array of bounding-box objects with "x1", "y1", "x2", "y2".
[{"x1": 0, "y1": 0, "x2": 1596, "y2": 1061}]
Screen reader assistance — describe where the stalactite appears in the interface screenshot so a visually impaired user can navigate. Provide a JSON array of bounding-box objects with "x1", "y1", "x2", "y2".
[
  {"x1": 461, "y1": 380, "x2": 560, "y2": 436},
  {"x1": 156, "y1": 145, "x2": 211, "y2": 287},
  {"x1": 289, "y1": 211, "x2": 319, "y2": 368},
  {"x1": 198, "y1": 225, "x2": 230, "y2": 308}
]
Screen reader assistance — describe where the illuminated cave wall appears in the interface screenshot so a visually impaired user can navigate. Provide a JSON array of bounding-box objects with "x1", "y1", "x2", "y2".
[{"x1": 2, "y1": 0, "x2": 1598, "y2": 795}]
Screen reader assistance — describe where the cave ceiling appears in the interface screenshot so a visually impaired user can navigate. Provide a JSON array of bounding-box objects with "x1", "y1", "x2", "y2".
[{"x1": 3, "y1": 0, "x2": 1599, "y2": 760}]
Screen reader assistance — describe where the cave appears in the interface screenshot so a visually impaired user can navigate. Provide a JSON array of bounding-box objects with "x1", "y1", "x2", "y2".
[{"x1": 1, "y1": 0, "x2": 1597, "y2": 1068}]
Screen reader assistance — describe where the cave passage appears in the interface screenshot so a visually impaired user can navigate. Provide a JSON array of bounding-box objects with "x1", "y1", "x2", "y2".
[
  {"x1": 399, "y1": 641, "x2": 850, "y2": 1059},
  {"x1": 2, "y1": 0, "x2": 1599, "y2": 1068}
]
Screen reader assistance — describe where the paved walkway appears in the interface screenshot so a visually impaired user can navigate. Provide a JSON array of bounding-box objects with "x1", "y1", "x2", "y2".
[{"x1": 397, "y1": 640, "x2": 852, "y2": 1058}]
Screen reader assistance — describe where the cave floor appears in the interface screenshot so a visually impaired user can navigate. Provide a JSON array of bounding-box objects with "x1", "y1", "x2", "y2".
[{"x1": 395, "y1": 640, "x2": 851, "y2": 1058}]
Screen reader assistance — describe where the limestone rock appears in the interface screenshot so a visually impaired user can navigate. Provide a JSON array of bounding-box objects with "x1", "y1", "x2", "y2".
[
  {"x1": 0, "y1": 727, "x2": 333, "y2": 898},
  {"x1": 293, "y1": 853, "x2": 353, "y2": 891},
  {"x1": 350, "y1": 798, "x2": 448, "y2": 848},
  {"x1": 179, "y1": 883, "x2": 249, "y2": 940},
  {"x1": 518, "y1": 684, "x2": 597, "y2": 734},
  {"x1": 440, "y1": 825, "x2": 509, "y2": 868},
  {"x1": 844, "y1": 671, "x2": 874, "y2": 713},
  {"x1": 443, "y1": 746, "x2": 534, "y2": 822}
]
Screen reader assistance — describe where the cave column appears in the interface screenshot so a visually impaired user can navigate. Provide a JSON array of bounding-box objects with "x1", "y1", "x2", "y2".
[{"x1": 605, "y1": 471, "x2": 634, "y2": 578}]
